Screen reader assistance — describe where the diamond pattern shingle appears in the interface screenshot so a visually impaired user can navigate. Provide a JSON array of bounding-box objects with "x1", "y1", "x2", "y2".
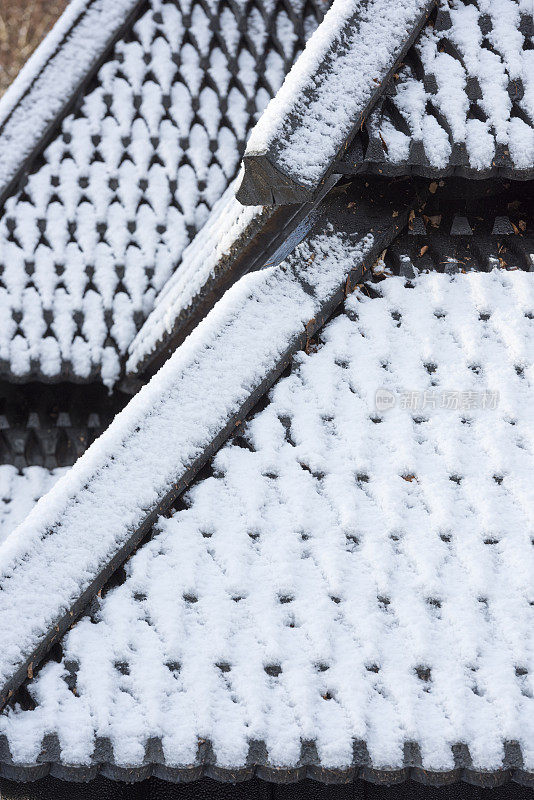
[
  {"x1": 0, "y1": 0, "x2": 328, "y2": 385},
  {"x1": 3, "y1": 269, "x2": 534, "y2": 781}
]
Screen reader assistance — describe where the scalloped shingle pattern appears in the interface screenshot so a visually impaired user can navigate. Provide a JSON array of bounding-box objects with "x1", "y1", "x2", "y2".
[
  {"x1": 0, "y1": 0, "x2": 327, "y2": 385},
  {"x1": 350, "y1": 0, "x2": 534, "y2": 178},
  {"x1": 3, "y1": 269, "x2": 534, "y2": 777}
]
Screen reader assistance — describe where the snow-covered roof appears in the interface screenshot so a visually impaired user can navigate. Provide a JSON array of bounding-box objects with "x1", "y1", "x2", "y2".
[
  {"x1": 0, "y1": 467, "x2": 67, "y2": 545},
  {"x1": 2, "y1": 267, "x2": 534, "y2": 786},
  {"x1": 236, "y1": 0, "x2": 436, "y2": 205},
  {"x1": 126, "y1": 179, "x2": 272, "y2": 378},
  {"x1": 0, "y1": 0, "x2": 142, "y2": 204},
  {"x1": 338, "y1": 0, "x2": 534, "y2": 179},
  {"x1": 1, "y1": 0, "x2": 531, "y2": 391},
  {"x1": 0, "y1": 176, "x2": 411, "y2": 727},
  {"x1": 0, "y1": 0, "x2": 327, "y2": 386}
]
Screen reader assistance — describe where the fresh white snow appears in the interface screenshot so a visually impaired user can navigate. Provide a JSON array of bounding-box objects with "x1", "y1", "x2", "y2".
[
  {"x1": 375, "y1": 0, "x2": 534, "y2": 171},
  {"x1": 244, "y1": 0, "x2": 433, "y2": 188},
  {"x1": 0, "y1": 466, "x2": 68, "y2": 545},
  {"x1": 0, "y1": 0, "x2": 141, "y2": 194},
  {"x1": 2, "y1": 269, "x2": 534, "y2": 773},
  {"x1": 0, "y1": 223, "x2": 373, "y2": 720}
]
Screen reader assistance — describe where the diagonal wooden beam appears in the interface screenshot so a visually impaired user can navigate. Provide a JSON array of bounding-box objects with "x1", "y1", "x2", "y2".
[{"x1": 125, "y1": 175, "x2": 339, "y2": 386}]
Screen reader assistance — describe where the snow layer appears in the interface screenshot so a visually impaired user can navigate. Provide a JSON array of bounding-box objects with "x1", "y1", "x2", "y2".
[
  {"x1": 0, "y1": 0, "x2": 325, "y2": 384},
  {"x1": 3, "y1": 269, "x2": 534, "y2": 772},
  {"x1": 244, "y1": 0, "x2": 433, "y2": 188},
  {"x1": 0, "y1": 221, "x2": 373, "y2": 726},
  {"x1": 126, "y1": 177, "x2": 270, "y2": 375},
  {"x1": 0, "y1": 0, "x2": 140, "y2": 194},
  {"x1": 372, "y1": 0, "x2": 534, "y2": 172},
  {"x1": 0, "y1": 467, "x2": 68, "y2": 545}
]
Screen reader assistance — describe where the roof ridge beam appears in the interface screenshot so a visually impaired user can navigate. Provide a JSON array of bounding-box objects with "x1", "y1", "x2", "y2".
[
  {"x1": 124, "y1": 175, "x2": 338, "y2": 386},
  {"x1": 236, "y1": 0, "x2": 437, "y2": 206}
]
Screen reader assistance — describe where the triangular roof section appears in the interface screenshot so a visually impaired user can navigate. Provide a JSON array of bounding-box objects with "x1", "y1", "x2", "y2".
[
  {"x1": 236, "y1": 0, "x2": 437, "y2": 205},
  {"x1": 0, "y1": 0, "x2": 143, "y2": 206},
  {"x1": 0, "y1": 175, "x2": 419, "y2": 712}
]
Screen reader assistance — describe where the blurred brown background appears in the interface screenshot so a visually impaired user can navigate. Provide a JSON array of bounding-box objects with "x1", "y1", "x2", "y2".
[{"x1": 0, "y1": 0, "x2": 67, "y2": 95}]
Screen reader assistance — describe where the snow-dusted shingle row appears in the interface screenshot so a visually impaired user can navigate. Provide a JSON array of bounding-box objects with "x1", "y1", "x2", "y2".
[
  {"x1": 0, "y1": 0, "x2": 142, "y2": 200},
  {"x1": 126, "y1": 179, "x2": 271, "y2": 376},
  {"x1": 0, "y1": 182, "x2": 394, "y2": 713},
  {"x1": 237, "y1": 0, "x2": 436, "y2": 204},
  {"x1": 0, "y1": 0, "x2": 327, "y2": 385},
  {"x1": 3, "y1": 269, "x2": 534, "y2": 780},
  {"x1": 351, "y1": 0, "x2": 534, "y2": 178},
  {"x1": 0, "y1": 467, "x2": 68, "y2": 545}
]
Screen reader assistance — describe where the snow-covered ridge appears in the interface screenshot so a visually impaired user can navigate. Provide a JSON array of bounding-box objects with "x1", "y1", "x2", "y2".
[
  {"x1": 126, "y1": 179, "x2": 270, "y2": 376},
  {"x1": 242, "y1": 0, "x2": 435, "y2": 192}
]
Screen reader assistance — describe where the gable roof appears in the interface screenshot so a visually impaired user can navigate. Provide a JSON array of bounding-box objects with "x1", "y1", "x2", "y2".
[
  {"x1": 337, "y1": 0, "x2": 534, "y2": 180},
  {"x1": 0, "y1": 0, "x2": 328, "y2": 387},
  {"x1": 0, "y1": 175, "x2": 415, "y2": 718},
  {"x1": 236, "y1": 0, "x2": 437, "y2": 205}
]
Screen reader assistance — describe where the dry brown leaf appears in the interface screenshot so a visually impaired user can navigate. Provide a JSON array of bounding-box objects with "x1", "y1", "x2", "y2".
[
  {"x1": 419, "y1": 245, "x2": 429, "y2": 257},
  {"x1": 423, "y1": 214, "x2": 441, "y2": 228}
]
